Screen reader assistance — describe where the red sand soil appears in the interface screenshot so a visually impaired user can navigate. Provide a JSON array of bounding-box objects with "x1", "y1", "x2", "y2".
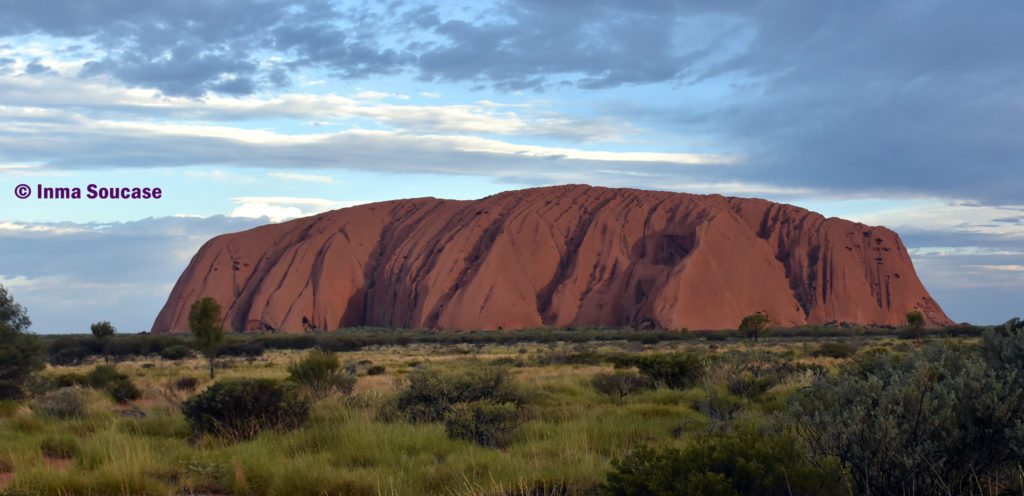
[
  {"x1": 0, "y1": 472, "x2": 13, "y2": 492},
  {"x1": 152, "y1": 185, "x2": 950, "y2": 333}
]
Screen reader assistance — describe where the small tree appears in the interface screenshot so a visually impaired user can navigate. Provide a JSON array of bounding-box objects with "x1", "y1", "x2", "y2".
[
  {"x1": 739, "y1": 313, "x2": 770, "y2": 342},
  {"x1": 90, "y1": 321, "x2": 116, "y2": 363},
  {"x1": 906, "y1": 309, "x2": 925, "y2": 341},
  {"x1": 0, "y1": 284, "x2": 31, "y2": 332},
  {"x1": 189, "y1": 297, "x2": 225, "y2": 379},
  {"x1": 0, "y1": 285, "x2": 42, "y2": 399},
  {"x1": 287, "y1": 350, "x2": 357, "y2": 401}
]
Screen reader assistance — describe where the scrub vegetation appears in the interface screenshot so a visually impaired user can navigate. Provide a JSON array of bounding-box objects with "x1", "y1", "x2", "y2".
[{"x1": 2, "y1": 286, "x2": 1022, "y2": 495}]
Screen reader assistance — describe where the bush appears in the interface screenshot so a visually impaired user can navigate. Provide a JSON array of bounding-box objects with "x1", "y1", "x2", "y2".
[
  {"x1": 52, "y1": 372, "x2": 88, "y2": 388},
  {"x1": 219, "y1": 340, "x2": 265, "y2": 358},
  {"x1": 395, "y1": 367, "x2": 522, "y2": 423},
  {"x1": 0, "y1": 287, "x2": 43, "y2": 398},
  {"x1": 174, "y1": 377, "x2": 199, "y2": 391},
  {"x1": 33, "y1": 387, "x2": 87, "y2": 419},
  {"x1": 739, "y1": 312, "x2": 770, "y2": 341},
  {"x1": 181, "y1": 379, "x2": 310, "y2": 441},
  {"x1": 106, "y1": 378, "x2": 142, "y2": 404},
  {"x1": 160, "y1": 345, "x2": 193, "y2": 361},
  {"x1": 287, "y1": 350, "x2": 357, "y2": 401},
  {"x1": 86, "y1": 365, "x2": 126, "y2": 389},
  {"x1": 813, "y1": 342, "x2": 857, "y2": 359},
  {"x1": 602, "y1": 424, "x2": 842, "y2": 496},
  {"x1": 726, "y1": 373, "x2": 778, "y2": 398},
  {"x1": 625, "y1": 353, "x2": 706, "y2": 390},
  {"x1": 443, "y1": 400, "x2": 520, "y2": 448},
  {"x1": 366, "y1": 365, "x2": 386, "y2": 376},
  {"x1": 47, "y1": 345, "x2": 93, "y2": 366},
  {"x1": 591, "y1": 371, "x2": 652, "y2": 398},
  {"x1": 792, "y1": 330, "x2": 1024, "y2": 495},
  {"x1": 39, "y1": 435, "x2": 80, "y2": 459},
  {"x1": 692, "y1": 389, "x2": 743, "y2": 424}
]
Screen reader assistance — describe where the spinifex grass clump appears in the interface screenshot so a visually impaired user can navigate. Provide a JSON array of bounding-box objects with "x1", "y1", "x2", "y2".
[
  {"x1": 443, "y1": 400, "x2": 520, "y2": 448},
  {"x1": 287, "y1": 350, "x2": 357, "y2": 401},
  {"x1": 32, "y1": 387, "x2": 87, "y2": 419},
  {"x1": 83, "y1": 365, "x2": 141, "y2": 404},
  {"x1": 39, "y1": 435, "x2": 80, "y2": 460},
  {"x1": 181, "y1": 378, "x2": 310, "y2": 441},
  {"x1": 106, "y1": 377, "x2": 142, "y2": 404}
]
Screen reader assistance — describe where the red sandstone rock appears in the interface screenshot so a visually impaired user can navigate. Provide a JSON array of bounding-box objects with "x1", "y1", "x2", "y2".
[{"x1": 152, "y1": 185, "x2": 951, "y2": 333}]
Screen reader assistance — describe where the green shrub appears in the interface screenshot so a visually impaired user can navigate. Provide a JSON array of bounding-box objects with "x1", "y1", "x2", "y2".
[
  {"x1": 287, "y1": 350, "x2": 357, "y2": 401},
  {"x1": 0, "y1": 286, "x2": 43, "y2": 399},
  {"x1": 366, "y1": 365, "x2": 386, "y2": 376},
  {"x1": 792, "y1": 331, "x2": 1024, "y2": 495},
  {"x1": 591, "y1": 371, "x2": 652, "y2": 398},
  {"x1": 813, "y1": 342, "x2": 857, "y2": 359},
  {"x1": 85, "y1": 365, "x2": 126, "y2": 389},
  {"x1": 626, "y1": 353, "x2": 706, "y2": 390},
  {"x1": 726, "y1": 373, "x2": 778, "y2": 398},
  {"x1": 32, "y1": 387, "x2": 87, "y2": 419},
  {"x1": 602, "y1": 424, "x2": 842, "y2": 496},
  {"x1": 160, "y1": 344, "x2": 193, "y2": 360},
  {"x1": 443, "y1": 400, "x2": 520, "y2": 448},
  {"x1": 48, "y1": 345, "x2": 98, "y2": 366},
  {"x1": 181, "y1": 379, "x2": 310, "y2": 441},
  {"x1": 39, "y1": 435, "x2": 80, "y2": 459},
  {"x1": 174, "y1": 377, "x2": 199, "y2": 391},
  {"x1": 739, "y1": 312, "x2": 770, "y2": 341},
  {"x1": 52, "y1": 372, "x2": 88, "y2": 388},
  {"x1": 106, "y1": 377, "x2": 142, "y2": 404},
  {"x1": 394, "y1": 367, "x2": 522, "y2": 423},
  {"x1": 693, "y1": 389, "x2": 743, "y2": 423}
]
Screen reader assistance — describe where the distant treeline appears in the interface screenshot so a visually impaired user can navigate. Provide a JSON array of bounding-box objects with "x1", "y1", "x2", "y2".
[{"x1": 39, "y1": 323, "x2": 990, "y2": 365}]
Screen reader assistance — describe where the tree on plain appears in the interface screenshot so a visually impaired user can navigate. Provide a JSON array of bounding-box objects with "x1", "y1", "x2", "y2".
[
  {"x1": 189, "y1": 297, "x2": 225, "y2": 379},
  {"x1": 90, "y1": 321, "x2": 116, "y2": 364},
  {"x1": 906, "y1": 309, "x2": 925, "y2": 341},
  {"x1": 739, "y1": 312, "x2": 770, "y2": 342},
  {"x1": 0, "y1": 284, "x2": 43, "y2": 399}
]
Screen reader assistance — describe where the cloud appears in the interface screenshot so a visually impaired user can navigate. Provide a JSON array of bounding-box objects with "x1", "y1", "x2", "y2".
[
  {"x1": 970, "y1": 265, "x2": 1024, "y2": 273},
  {"x1": 353, "y1": 90, "x2": 409, "y2": 100},
  {"x1": 0, "y1": 73, "x2": 638, "y2": 141},
  {"x1": 0, "y1": 0, "x2": 407, "y2": 96},
  {"x1": 0, "y1": 215, "x2": 264, "y2": 332},
  {"x1": 229, "y1": 202, "x2": 303, "y2": 223},
  {"x1": 848, "y1": 201, "x2": 1024, "y2": 238},
  {"x1": 0, "y1": 98, "x2": 735, "y2": 191},
  {"x1": 267, "y1": 171, "x2": 335, "y2": 183},
  {"x1": 1, "y1": 1, "x2": 1019, "y2": 207},
  {"x1": 184, "y1": 169, "x2": 257, "y2": 182},
  {"x1": 229, "y1": 196, "x2": 366, "y2": 222}
]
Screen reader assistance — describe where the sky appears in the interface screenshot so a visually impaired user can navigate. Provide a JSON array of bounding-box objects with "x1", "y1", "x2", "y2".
[{"x1": 0, "y1": 0, "x2": 1021, "y2": 332}]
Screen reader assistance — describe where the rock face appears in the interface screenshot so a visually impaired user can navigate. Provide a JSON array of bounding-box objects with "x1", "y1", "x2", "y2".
[{"x1": 152, "y1": 185, "x2": 951, "y2": 333}]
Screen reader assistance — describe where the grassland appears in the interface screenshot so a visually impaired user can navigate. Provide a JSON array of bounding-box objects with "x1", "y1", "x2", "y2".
[{"x1": 0, "y1": 330, "x2": 1010, "y2": 495}]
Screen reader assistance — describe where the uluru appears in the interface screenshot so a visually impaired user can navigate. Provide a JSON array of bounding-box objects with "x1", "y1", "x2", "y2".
[{"x1": 152, "y1": 185, "x2": 950, "y2": 333}]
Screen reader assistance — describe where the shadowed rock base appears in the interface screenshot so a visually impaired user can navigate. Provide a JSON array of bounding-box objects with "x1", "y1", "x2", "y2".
[{"x1": 152, "y1": 185, "x2": 951, "y2": 333}]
